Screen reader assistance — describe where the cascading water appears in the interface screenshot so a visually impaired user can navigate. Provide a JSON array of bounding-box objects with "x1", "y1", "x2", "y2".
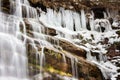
[
  {"x1": 0, "y1": 33, "x2": 28, "y2": 80},
  {"x1": 0, "y1": 0, "x2": 32, "y2": 80},
  {"x1": 0, "y1": 11, "x2": 29, "y2": 80}
]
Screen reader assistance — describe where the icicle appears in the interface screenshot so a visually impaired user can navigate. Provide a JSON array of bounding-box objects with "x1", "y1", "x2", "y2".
[
  {"x1": 86, "y1": 51, "x2": 94, "y2": 61},
  {"x1": 57, "y1": 10, "x2": 62, "y2": 27},
  {"x1": 61, "y1": 8, "x2": 74, "y2": 31},
  {"x1": 46, "y1": 8, "x2": 54, "y2": 26},
  {"x1": 73, "y1": 12, "x2": 82, "y2": 31},
  {"x1": 106, "y1": 9, "x2": 111, "y2": 18},
  {"x1": 81, "y1": 9, "x2": 87, "y2": 30},
  {"x1": 103, "y1": 11, "x2": 107, "y2": 19},
  {"x1": 104, "y1": 19, "x2": 112, "y2": 31},
  {"x1": 89, "y1": 12, "x2": 94, "y2": 31}
]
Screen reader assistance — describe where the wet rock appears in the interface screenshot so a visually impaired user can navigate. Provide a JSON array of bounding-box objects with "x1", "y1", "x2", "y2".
[
  {"x1": 24, "y1": 19, "x2": 33, "y2": 31},
  {"x1": 116, "y1": 62, "x2": 120, "y2": 67},
  {"x1": 107, "y1": 43, "x2": 120, "y2": 59},
  {"x1": 24, "y1": 19, "x2": 57, "y2": 36},
  {"x1": 44, "y1": 48, "x2": 104, "y2": 80},
  {"x1": 91, "y1": 51, "x2": 100, "y2": 61},
  {"x1": 1, "y1": 0, "x2": 10, "y2": 14},
  {"x1": 114, "y1": 42, "x2": 120, "y2": 51},
  {"x1": 44, "y1": 48, "x2": 69, "y2": 72},
  {"x1": 43, "y1": 75, "x2": 61, "y2": 80},
  {"x1": 59, "y1": 39, "x2": 87, "y2": 58},
  {"x1": 117, "y1": 75, "x2": 120, "y2": 80},
  {"x1": 45, "y1": 36, "x2": 87, "y2": 58},
  {"x1": 43, "y1": 27, "x2": 57, "y2": 36},
  {"x1": 107, "y1": 44, "x2": 117, "y2": 58},
  {"x1": 116, "y1": 30, "x2": 120, "y2": 37},
  {"x1": 27, "y1": 45, "x2": 103, "y2": 80},
  {"x1": 77, "y1": 58, "x2": 104, "y2": 80}
]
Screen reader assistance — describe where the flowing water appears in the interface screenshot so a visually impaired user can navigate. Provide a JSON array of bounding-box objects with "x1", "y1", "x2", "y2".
[
  {"x1": 0, "y1": 11, "x2": 29, "y2": 80},
  {"x1": 0, "y1": 0, "x2": 30, "y2": 80}
]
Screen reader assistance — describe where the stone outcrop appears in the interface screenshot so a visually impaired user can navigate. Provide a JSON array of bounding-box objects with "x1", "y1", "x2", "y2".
[
  {"x1": 27, "y1": 45, "x2": 104, "y2": 80},
  {"x1": 24, "y1": 19, "x2": 57, "y2": 36},
  {"x1": 23, "y1": 18, "x2": 104, "y2": 79},
  {"x1": 1, "y1": 0, "x2": 10, "y2": 14},
  {"x1": 28, "y1": 0, "x2": 120, "y2": 12},
  {"x1": 59, "y1": 39, "x2": 87, "y2": 58},
  {"x1": 24, "y1": 18, "x2": 87, "y2": 58}
]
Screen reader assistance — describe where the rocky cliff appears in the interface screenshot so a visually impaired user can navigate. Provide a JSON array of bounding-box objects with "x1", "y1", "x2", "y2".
[{"x1": 29, "y1": 0, "x2": 120, "y2": 11}]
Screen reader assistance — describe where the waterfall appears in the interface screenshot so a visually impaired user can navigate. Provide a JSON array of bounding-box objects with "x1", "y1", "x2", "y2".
[
  {"x1": 0, "y1": 10, "x2": 29, "y2": 80},
  {"x1": 0, "y1": 0, "x2": 30, "y2": 80},
  {"x1": 13, "y1": 0, "x2": 22, "y2": 17},
  {"x1": 0, "y1": 0, "x2": 119, "y2": 80},
  {"x1": 37, "y1": 47, "x2": 45, "y2": 80},
  {"x1": 10, "y1": 0, "x2": 37, "y2": 18},
  {"x1": 63, "y1": 52, "x2": 78, "y2": 80},
  {"x1": 0, "y1": 33, "x2": 28, "y2": 80}
]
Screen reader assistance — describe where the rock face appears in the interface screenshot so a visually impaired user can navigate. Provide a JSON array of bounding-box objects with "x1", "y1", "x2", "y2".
[
  {"x1": 28, "y1": 46, "x2": 104, "y2": 80},
  {"x1": 1, "y1": 0, "x2": 10, "y2": 14},
  {"x1": 59, "y1": 39, "x2": 87, "y2": 58},
  {"x1": 28, "y1": 0, "x2": 120, "y2": 11},
  {"x1": 23, "y1": 18, "x2": 104, "y2": 79}
]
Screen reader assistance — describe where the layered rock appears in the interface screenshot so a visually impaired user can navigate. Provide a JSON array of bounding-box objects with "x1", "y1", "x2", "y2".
[
  {"x1": 23, "y1": 18, "x2": 105, "y2": 79},
  {"x1": 28, "y1": 0, "x2": 120, "y2": 11},
  {"x1": 27, "y1": 45, "x2": 104, "y2": 80}
]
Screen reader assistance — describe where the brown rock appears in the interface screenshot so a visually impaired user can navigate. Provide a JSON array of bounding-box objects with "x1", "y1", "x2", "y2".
[
  {"x1": 28, "y1": 0, "x2": 120, "y2": 12},
  {"x1": 59, "y1": 39, "x2": 87, "y2": 58}
]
